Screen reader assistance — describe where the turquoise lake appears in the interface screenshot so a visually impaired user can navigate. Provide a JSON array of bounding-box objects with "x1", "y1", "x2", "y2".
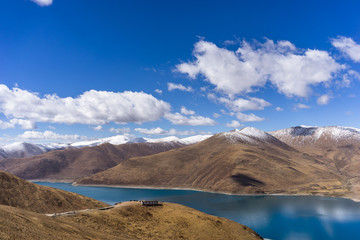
[{"x1": 35, "y1": 182, "x2": 360, "y2": 240}]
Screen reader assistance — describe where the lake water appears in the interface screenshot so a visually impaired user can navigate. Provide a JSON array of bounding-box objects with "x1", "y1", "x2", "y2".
[{"x1": 35, "y1": 182, "x2": 360, "y2": 240}]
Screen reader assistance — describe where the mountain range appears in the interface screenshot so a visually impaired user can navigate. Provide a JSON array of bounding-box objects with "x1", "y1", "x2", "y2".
[
  {"x1": 0, "y1": 134, "x2": 212, "y2": 159},
  {"x1": 1, "y1": 125, "x2": 360, "y2": 200},
  {"x1": 78, "y1": 127, "x2": 348, "y2": 197}
]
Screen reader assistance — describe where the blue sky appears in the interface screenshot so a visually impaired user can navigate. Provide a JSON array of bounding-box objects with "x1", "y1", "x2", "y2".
[{"x1": 0, "y1": 0, "x2": 360, "y2": 144}]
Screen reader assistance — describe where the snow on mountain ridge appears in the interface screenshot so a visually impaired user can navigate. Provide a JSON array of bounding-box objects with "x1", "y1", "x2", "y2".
[
  {"x1": 0, "y1": 142, "x2": 46, "y2": 158},
  {"x1": 0, "y1": 134, "x2": 212, "y2": 159},
  {"x1": 270, "y1": 126, "x2": 360, "y2": 146},
  {"x1": 177, "y1": 135, "x2": 212, "y2": 145},
  {"x1": 219, "y1": 127, "x2": 275, "y2": 144}
]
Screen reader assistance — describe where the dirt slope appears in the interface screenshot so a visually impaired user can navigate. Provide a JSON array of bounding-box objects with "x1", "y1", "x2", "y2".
[
  {"x1": 0, "y1": 171, "x2": 108, "y2": 213},
  {"x1": 0, "y1": 202, "x2": 263, "y2": 240}
]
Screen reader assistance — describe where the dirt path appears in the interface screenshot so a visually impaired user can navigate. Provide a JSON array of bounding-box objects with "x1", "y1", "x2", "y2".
[{"x1": 44, "y1": 201, "x2": 141, "y2": 217}]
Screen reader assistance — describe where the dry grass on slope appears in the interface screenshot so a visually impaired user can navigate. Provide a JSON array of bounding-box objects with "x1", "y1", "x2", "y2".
[
  {"x1": 0, "y1": 202, "x2": 263, "y2": 240},
  {"x1": 0, "y1": 171, "x2": 108, "y2": 214}
]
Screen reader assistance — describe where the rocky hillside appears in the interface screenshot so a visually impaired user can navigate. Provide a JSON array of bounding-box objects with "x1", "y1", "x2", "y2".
[{"x1": 0, "y1": 171, "x2": 108, "y2": 213}]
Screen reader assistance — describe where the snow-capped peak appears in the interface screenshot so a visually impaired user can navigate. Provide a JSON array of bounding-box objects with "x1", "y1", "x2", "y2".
[
  {"x1": 144, "y1": 136, "x2": 180, "y2": 143},
  {"x1": 1, "y1": 142, "x2": 28, "y2": 152},
  {"x1": 239, "y1": 127, "x2": 272, "y2": 140},
  {"x1": 270, "y1": 126, "x2": 360, "y2": 146},
  {"x1": 0, "y1": 142, "x2": 46, "y2": 158},
  {"x1": 220, "y1": 127, "x2": 273, "y2": 144},
  {"x1": 177, "y1": 135, "x2": 212, "y2": 145}
]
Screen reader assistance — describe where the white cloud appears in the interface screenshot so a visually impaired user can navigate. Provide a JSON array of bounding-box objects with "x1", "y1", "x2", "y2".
[
  {"x1": 226, "y1": 120, "x2": 243, "y2": 128},
  {"x1": 31, "y1": 0, "x2": 53, "y2": 6},
  {"x1": 213, "y1": 113, "x2": 221, "y2": 118},
  {"x1": 180, "y1": 106, "x2": 195, "y2": 115},
  {"x1": 155, "y1": 89, "x2": 162, "y2": 94},
  {"x1": 236, "y1": 112, "x2": 264, "y2": 122},
  {"x1": 165, "y1": 113, "x2": 216, "y2": 126},
  {"x1": 337, "y1": 70, "x2": 360, "y2": 88},
  {"x1": 0, "y1": 120, "x2": 14, "y2": 129},
  {"x1": 296, "y1": 103, "x2": 311, "y2": 109},
  {"x1": 18, "y1": 130, "x2": 88, "y2": 141},
  {"x1": 177, "y1": 39, "x2": 343, "y2": 98},
  {"x1": 0, "y1": 119, "x2": 36, "y2": 130},
  {"x1": 217, "y1": 96, "x2": 271, "y2": 112},
  {"x1": 276, "y1": 107, "x2": 284, "y2": 111},
  {"x1": 331, "y1": 36, "x2": 360, "y2": 63},
  {"x1": 10, "y1": 119, "x2": 36, "y2": 129},
  {"x1": 92, "y1": 125, "x2": 103, "y2": 131},
  {"x1": 0, "y1": 84, "x2": 170, "y2": 126},
  {"x1": 48, "y1": 125, "x2": 56, "y2": 130},
  {"x1": 317, "y1": 94, "x2": 331, "y2": 105},
  {"x1": 135, "y1": 127, "x2": 195, "y2": 136},
  {"x1": 109, "y1": 127, "x2": 131, "y2": 134},
  {"x1": 167, "y1": 82, "x2": 193, "y2": 92}
]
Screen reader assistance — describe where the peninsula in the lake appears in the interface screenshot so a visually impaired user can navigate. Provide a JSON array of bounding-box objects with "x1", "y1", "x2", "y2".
[{"x1": 0, "y1": 171, "x2": 262, "y2": 240}]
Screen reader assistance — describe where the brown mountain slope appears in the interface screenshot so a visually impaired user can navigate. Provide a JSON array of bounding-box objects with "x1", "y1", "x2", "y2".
[
  {"x1": 0, "y1": 142, "x2": 184, "y2": 181},
  {"x1": 0, "y1": 171, "x2": 107, "y2": 213},
  {"x1": 0, "y1": 202, "x2": 263, "y2": 240},
  {"x1": 78, "y1": 128, "x2": 347, "y2": 196},
  {"x1": 271, "y1": 126, "x2": 360, "y2": 199}
]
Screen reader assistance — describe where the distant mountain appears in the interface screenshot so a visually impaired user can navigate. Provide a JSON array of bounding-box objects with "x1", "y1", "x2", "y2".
[
  {"x1": 270, "y1": 126, "x2": 360, "y2": 147},
  {"x1": 0, "y1": 171, "x2": 107, "y2": 214},
  {"x1": 0, "y1": 134, "x2": 212, "y2": 159},
  {"x1": 0, "y1": 141, "x2": 187, "y2": 180},
  {"x1": 0, "y1": 142, "x2": 46, "y2": 159},
  {"x1": 78, "y1": 127, "x2": 347, "y2": 197},
  {"x1": 0, "y1": 142, "x2": 72, "y2": 160},
  {"x1": 271, "y1": 125, "x2": 360, "y2": 200}
]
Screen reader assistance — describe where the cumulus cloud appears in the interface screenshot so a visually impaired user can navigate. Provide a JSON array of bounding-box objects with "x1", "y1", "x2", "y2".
[
  {"x1": 109, "y1": 127, "x2": 131, "y2": 134},
  {"x1": 337, "y1": 70, "x2": 360, "y2": 88},
  {"x1": 92, "y1": 125, "x2": 103, "y2": 131},
  {"x1": 167, "y1": 82, "x2": 193, "y2": 92},
  {"x1": 236, "y1": 112, "x2": 264, "y2": 122},
  {"x1": 177, "y1": 39, "x2": 343, "y2": 98},
  {"x1": 180, "y1": 106, "x2": 195, "y2": 115},
  {"x1": 135, "y1": 127, "x2": 195, "y2": 136},
  {"x1": 226, "y1": 120, "x2": 243, "y2": 128},
  {"x1": 331, "y1": 36, "x2": 360, "y2": 63},
  {"x1": 275, "y1": 107, "x2": 284, "y2": 111},
  {"x1": 31, "y1": 0, "x2": 53, "y2": 6},
  {"x1": 155, "y1": 89, "x2": 163, "y2": 94},
  {"x1": 0, "y1": 84, "x2": 170, "y2": 126},
  {"x1": 296, "y1": 103, "x2": 311, "y2": 109},
  {"x1": 0, "y1": 119, "x2": 36, "y2": 130},
  {"x1": 18, "y1": 130, "x2": 88, "y2": 141},
  {"x1": 165, "y1": 113, "x2": 216, "y2": 126},
  {"x1": 213, "y1": 113, "x2": 221, "y2": 118},
  {"x1": 0, "y1": 120, "x2": 14, "y2": 130},
  {"x1": 216, "y1": 96, "x2": 271, "y2": 112},
  {"x1": 317, "y1": 94, "x2": 331, "y2": 105}
]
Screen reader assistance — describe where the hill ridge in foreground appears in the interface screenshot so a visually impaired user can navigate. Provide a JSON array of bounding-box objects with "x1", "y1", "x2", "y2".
[
  {"x1": 0, "y1": 201, "x2": 263, "y2": 240},
  {"x1": 0, "y1": 171, "x2": 108, "y2": 213}
]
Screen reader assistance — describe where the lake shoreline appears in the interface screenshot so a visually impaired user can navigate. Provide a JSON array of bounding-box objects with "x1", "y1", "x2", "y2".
[
  {"x1": 30, "y1": 179, "x2": 360, "y2": 202},
  {"x1": 70, "y1": 182, "x2": 360, "y2": 202}
]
